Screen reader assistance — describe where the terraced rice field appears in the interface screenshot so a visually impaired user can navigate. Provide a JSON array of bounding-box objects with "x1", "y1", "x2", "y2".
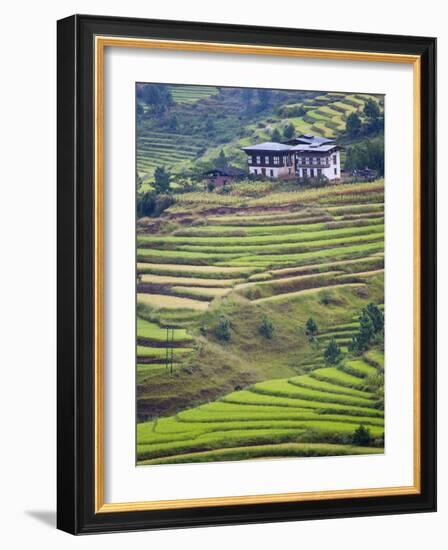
[
  {"x1": 137, "y1": 131, "x2": 205, "y2": 179},
  {"x1": 136, "y1": 179, "x2": 385, "y2": 464},
  {"x1": 137, "y1": 318, "x2": 195, "y2": 378},
  {"x1": 138, "y1": 355, "x2": 383, "y2": 464},
  {"x1": 168, "y1": 85, "x2": 219, "y2": 103}
]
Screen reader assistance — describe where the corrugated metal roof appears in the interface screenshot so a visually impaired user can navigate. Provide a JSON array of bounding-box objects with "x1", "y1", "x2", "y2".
[{"x1": 242, "y1": 141, "x2": 293, "y2": 151}]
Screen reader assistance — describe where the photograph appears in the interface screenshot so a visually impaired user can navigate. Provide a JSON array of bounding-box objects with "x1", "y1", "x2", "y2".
[{"x1": 135, "y1": 83, "x2": 386, "y2": 466}]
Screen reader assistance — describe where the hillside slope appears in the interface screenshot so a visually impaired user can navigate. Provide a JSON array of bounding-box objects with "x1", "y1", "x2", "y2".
[{"x1": 136, "y1": 179, "x2": 385, "y2": 464}]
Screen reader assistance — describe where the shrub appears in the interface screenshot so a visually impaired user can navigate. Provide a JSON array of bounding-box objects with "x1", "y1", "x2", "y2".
[
  {"x1": 305, "y1": 317, "x2": 318, "y2": 338},
  {"x1": 136, "y1": 192, "x2": 174, "y2": 218},
  {"x1": 215, "y1": 315, "x2": 231, "y2": 342},
  {"x1": 271, "y1": 128, "x2": 282, "y2": 142},
  {"x1": 319, "y1": 290, "x2": 340, "y2": 306},
  {"x1": 324, "y1": 338, "x2": 342, "y2": 365},
  {"x1": 154, "y1": 166, "x2": 171, "y2": 193},
  {"x1": 352, "y1": 424, "x2": 372, "y2": 446},
  {"x1": 283, "y1": 122, "x2": 295, "y2": 139},
  {"x1": 346, "y1": 112, "x2": 362, "y2": 137},
  {"x1": 259, "y1": 315, "x2": 275, "y2": 339}
]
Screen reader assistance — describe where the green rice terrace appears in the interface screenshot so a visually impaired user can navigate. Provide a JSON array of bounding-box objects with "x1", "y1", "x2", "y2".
[{"x1": 136, "y1": 178, "x2": 385, "y2": 465}]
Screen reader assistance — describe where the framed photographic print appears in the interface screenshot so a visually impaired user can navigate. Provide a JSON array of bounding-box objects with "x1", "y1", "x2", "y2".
[{"x1": 57, "y1": 14, "x2": 436, "y2": 534}]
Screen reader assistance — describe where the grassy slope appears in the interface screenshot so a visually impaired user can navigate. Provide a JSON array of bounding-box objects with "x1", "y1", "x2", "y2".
[{"x1": 135, "y1": 178, "x2": 385, "y2": 464}]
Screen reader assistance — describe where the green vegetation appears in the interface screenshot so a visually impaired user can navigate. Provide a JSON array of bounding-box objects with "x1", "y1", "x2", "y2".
[
  {"x1": 349, "y1": 303, "x2": 384, "y2": 354},
  {"x1": 259, "y1": 315, "x2": 275, "y2": 339},
  {"x1": 135, "y1": 85, "x2": 384, "y2": 464},
  {"x1": 305, "y1": 317, "x2": 318, "y2": 339},
  {"x1": 324, "y1": 339, "x2": 343, "y2": 365},
  {"x1": 137, "y1": 360, "x2": 383, "y2": 463}
]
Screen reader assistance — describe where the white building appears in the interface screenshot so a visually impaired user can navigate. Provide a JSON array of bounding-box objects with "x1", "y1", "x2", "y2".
[
  {"x1": 242, "y1": 141, "x2": 295, "y2": 179},
  {"x1": 243, "y1": 134, "x2": 342, "y2": 180}
]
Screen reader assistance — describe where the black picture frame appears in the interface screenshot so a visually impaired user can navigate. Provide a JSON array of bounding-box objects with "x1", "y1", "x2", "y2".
[{"x1": 57, "y1": 14, "x2": 436, "y2": 535}]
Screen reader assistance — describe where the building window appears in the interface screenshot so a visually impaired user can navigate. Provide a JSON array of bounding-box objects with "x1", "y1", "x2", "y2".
[
  {"x1": 265, "y1": 156, "x2": 269, "y2": 164},
  {"x1": 273, "y1": 156, "x2": 280, "y2": 165},
  {"x1": 310, "y1": 169, "x2": 315, "y2": 177},
  {"x1": 302, "y1": 168, "x2": 307, "y2": 177},
  {"x1": 312, "y1": 157, "x2": 317, "y2": 164},
  {"x1": 317, "y1": 168, "x2": 322, "y2": 177},
  {"x1": 305, "y1": 157, "x2": 310, "y2": 165},
  {"x1": 334, "y1": 168, "x2": 337, "y2": 175},
  {"x1": 256, "y1": 156, "x2": 261, "y2": 164},
  {"x1": 320, "y1": 157, "x2": 325, "y2": 165},
  {"x1": 253, "y1": 168, "x2": 257, "y2": 175},
  {"x1": 270, "y1": 169, "x2": 274, "y2": 177},
  {"x1": 248, "y1": 156, "x2": 253, "y2": 164},
  {"x1": 333, "y1": 154, "x2": 337, "y2": 165},
  {"x1": 262, "y1": 168, "x2": 266, "y2": 176}
]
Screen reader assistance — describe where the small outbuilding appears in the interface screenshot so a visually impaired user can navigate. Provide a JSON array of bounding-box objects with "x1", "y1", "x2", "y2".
[{"x1": 203, "y1": 166, "x2": 246, "y2": 187}]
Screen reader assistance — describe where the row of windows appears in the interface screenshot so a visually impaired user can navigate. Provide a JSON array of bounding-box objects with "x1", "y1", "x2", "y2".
[
  {"x1": 249, "y1": 154, "x2": 338, "y2": 165},
  {"x1": 252, "y1": 168, "x2": 293, "y2": 176},
  {"x1": 248, "y1": 155, "x2": 289, "y2": 165},
  {"x1": 297, "y1": 154, "x2": 338, "y2": 165},
  {"x1": 299, "y1": 167, "x2": 338, "y2": 177}
]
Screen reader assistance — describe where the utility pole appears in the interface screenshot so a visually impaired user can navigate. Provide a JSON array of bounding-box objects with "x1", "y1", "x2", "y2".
[
  {"x1": 170, "y1": 327, "x2": 175, "y2": 374},
  {"x1": 165, "y1": 326, "x2": 175, "y2": 373}
]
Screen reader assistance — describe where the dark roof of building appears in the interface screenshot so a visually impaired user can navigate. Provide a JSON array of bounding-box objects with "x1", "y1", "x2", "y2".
[
  {"x1": 285, "y1": 134, "x2": 336, "y2": 147},
  {"x1": 242, "y1": 135, "x2": 340, "y2": 154},
  {"x1": 291, "y1": 143, "x2": 339, "y2": 153},
  {"x1": 203, "y1": 166, "x2": 246, "y2": 177},
  {"x1": 242, "y1": 141, "x2": 292, "y2": 152}
]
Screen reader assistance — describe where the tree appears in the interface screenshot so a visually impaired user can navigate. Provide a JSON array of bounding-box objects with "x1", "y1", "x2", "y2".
[
  {"x1": 350, "y1": 310, "x2": 374, "y2": 355},
  {"x1": 324, "y1": 338, "x2": 342, "y2": 365},
  {"x1": 271, "y1": 128, "x2": 282, "y2": 142},
  {"x1": 137, "y1": 84, "x2": 173, "y2": 115},
  {"x1": 344, "y1": 137, "x2": 384, "y2": 176},
  {"x1": 352, "y1": 424, "x2": 372, "y2": 446},
  {"x1": 215, "y1": 315, "x2": 231, "y2": 341},
  {"x1": 136, "y1": 191, "x2": 156, "y2": 217},
  {"x1": 257, "y1": 88, "x2": 271, "y2": 109},
  {"x1": 366, "y1": 303, "x2": 384, "y2": 333},
  {"x1": 350, "y1": 303, "x2": 384, "y2": 355},
  {"x1": 305, "y1": 317, "x2": 318, "y2": 338},
  {"x1": 166, "y1": 113, "x2": 178, "y2": 132},
  {"x1": 215, "y1": 150, "x2": 228, "y2": 169},
  {"x1": 136, "y1": 191, "x2": 174, "y2": 218},
  {"x1": 346, "y1": 112, "x2": 362, "y2": 137},
  {"x1": 283, "y1": 123, "x2": 295, "y2": 140},
  {"x1": 364, "y1": 98, "x2": 380, "y2": 120},
  {"x1": 205, "y1": 118, "x2": 215, "y2": 133},
  {"x1": 259, "y1": 315, "x2": 275, "y2": 339},
  {"x1": 153, "y1": 166, "x2": 171, "y2": 194}
]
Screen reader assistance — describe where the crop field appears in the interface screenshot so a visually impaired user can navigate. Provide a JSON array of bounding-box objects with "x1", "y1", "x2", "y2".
[
  {"x1": 168, "y1": 85, "x2": 219, "y2": 104},
  {"x1": 136, "y1": 178, "x2": 385, "y2": 463},
  {"x1": 137, "y1": 355, "x2": 384, "y2": 464}
]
